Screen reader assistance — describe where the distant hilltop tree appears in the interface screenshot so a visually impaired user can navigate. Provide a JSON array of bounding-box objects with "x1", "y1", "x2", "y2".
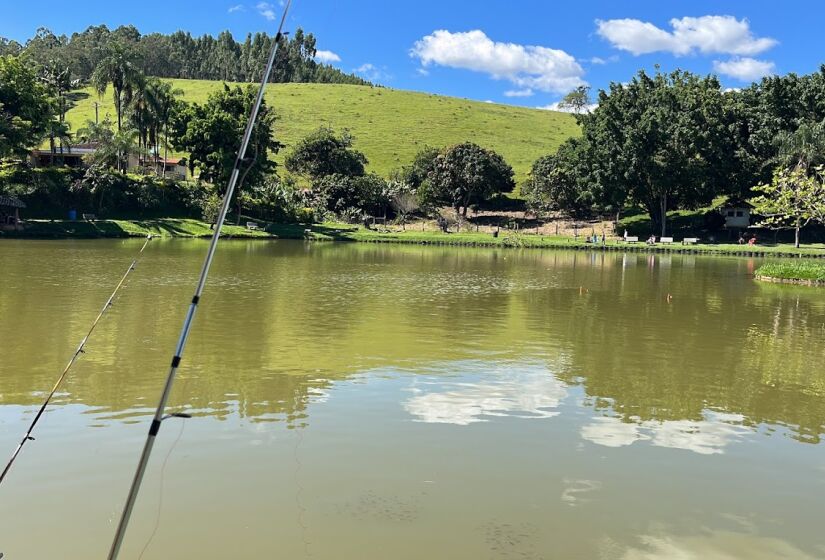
[{"x1": 6, "y1": 25, "x2": 370, "y2": 86}]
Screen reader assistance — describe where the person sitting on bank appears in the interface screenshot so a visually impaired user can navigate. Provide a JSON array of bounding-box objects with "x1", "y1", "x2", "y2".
[
  {"x1": 748, "y1": 235, "x2": 757, "y2": 246},
  {"x1": 646, "y1": 234, "x2": 657, "y2": 245},
  {"x1": 738, "y1": 233, "x2": 746, "y2": 245}
]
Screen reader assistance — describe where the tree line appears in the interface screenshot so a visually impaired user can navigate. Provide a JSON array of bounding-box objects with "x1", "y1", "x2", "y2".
[
  {"x1": 1, "y1": 25, "x2": 369, "y2": 86},
  {"x1": 4, "y1": 38, "x2": 825, "y2": 244},
  {"x1": 524, "y1": 67, "x2": 825, "y2": 245}
]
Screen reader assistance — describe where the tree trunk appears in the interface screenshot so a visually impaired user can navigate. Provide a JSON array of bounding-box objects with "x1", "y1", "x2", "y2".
[
  {"x1": 660, "y1": 192, "x2": 667, "y2": 238},
  {"x1": 795, "y1": 219, "x2": 801, "y2": 248},
  {"x1": 163, "y1": 130, "x2": 169, "y2": 178},
  {"x1": 116, "y1": 92, "x2": 122, "y2": 132}
]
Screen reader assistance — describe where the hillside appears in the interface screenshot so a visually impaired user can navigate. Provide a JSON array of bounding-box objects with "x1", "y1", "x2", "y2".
[{"x1": 63, "y1": 80, "x2": 579, "y2": 182}]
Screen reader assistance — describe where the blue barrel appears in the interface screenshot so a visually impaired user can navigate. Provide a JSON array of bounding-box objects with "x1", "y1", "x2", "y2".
[{"x1": 68, "y1": 209, "x2": 77, "y2": 220}]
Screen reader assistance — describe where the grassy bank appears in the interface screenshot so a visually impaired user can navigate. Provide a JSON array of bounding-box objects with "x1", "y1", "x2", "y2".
[
  {"x1": 7, "y1": 219, "x2": 825, "y2": 259},
  {"x1": 755, "y1": 262, "x2": 825, "y2": 284},
  {"x1": 64, "y1": 81, "x2": 578, "y2": 183}
]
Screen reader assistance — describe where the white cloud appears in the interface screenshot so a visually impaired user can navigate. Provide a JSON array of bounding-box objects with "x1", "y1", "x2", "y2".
[
  {"x1": 354, "y1": 63, "x2": 391, "y2": 82},
  {"x1": 588, "y1": 55, "x2": 618, "y2": 65},
  {"x1": 504, "y1": 88, "x2": 534, "y2": 98},
  {"x1": 596, "y1": 15, "x2": 777, "y2": 57},
  {"x1": 713, "y1": 57, "x2": 776, "y2": 81},
  {"x1": 416, "y1": 67, "x2": 430, "y2": 77},
  {"x1": 315, "y1": 50, "x2": 341, "y2": 63},
  {"x1": 539, "y1": 101, "x2": 598, "y2": 114},
  {"x1": 256, "y1": 1, "x2": 276, "y2": 20},
  {"x1": 228, "y1": 4, "x2": 244, "y2": 13},
  {"x1": 411, "y1": 29, "x2": 586, "y2": 94}
]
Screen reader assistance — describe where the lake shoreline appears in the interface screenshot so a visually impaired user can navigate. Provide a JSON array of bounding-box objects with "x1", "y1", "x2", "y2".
[
  {"x1": 5, "y1": 218, "x2": 825, "y2": 259},
  {"x1": 755, "y1": 275, "x2": 825, "y2": 286}
]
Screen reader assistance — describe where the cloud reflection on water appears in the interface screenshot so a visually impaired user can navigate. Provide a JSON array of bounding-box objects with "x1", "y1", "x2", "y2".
[
  {"x1": 618, "y1": 530, "x2": 821, "y2": 560},
  {"x1": 581, "y1": 412, "x2": 751, "y2": 455},
  {"x1": 403, "y1": 362, "x2": 568, "y2": 425}
]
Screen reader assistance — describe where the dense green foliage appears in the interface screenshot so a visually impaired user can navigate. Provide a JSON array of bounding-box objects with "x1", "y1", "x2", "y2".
[
  {"x1": 171, "y1": 84, "x2": 280, "y2": 190},
  {"x1": 528, "y1": 67, "x2": 825, "y2": 237},
  {"x1": 285, "y1": 128, "x2": 367, "y2": 179},
  {"x1": 756, "y1": 262, "x2": 825, "y2": 282},
  {"x1": 423, "y1": 142, "x2": 515, "y2": 216},
  {"x1": 6, "y1": 25, "x2": 368, "y2": 86},
  {"x1": 0, "y1": 57, "x2": 52, "y2": 158},
  {"x1": 522, "y1": 138, "x2": 594, "y2": 217}
]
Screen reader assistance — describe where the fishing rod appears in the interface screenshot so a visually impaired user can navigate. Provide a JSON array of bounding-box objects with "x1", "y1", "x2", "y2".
[
  {"x1": 106, "y1": 2, "x2": 294, "y2": 557},
  {"x1": 0, "y1": 234, "x2": 154, "y2": 486}
]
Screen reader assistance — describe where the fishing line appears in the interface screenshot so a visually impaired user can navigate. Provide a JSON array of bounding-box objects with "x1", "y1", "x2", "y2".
[
  {"x1": 0, "y1": 234, "x2": 154, "y2": 487},
  {"x1": 293, "y1": 418, "x2": 312, "y2": 558},
  {"x1": 107, "y1": 2, "x2": 295, "y2": 557},
  {"x1": 137, "y1": 416, "x2": 187, "y2": 560}
]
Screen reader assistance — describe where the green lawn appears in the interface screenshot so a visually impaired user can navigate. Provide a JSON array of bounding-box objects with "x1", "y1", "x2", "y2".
[{"x1": 63, "y1": 81, "x2": 579, "y2": 183}]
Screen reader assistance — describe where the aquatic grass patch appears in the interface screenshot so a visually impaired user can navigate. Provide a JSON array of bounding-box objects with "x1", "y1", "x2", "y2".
[{"x1": 755, "y1": 262, "x2": 825, "y2": 284}]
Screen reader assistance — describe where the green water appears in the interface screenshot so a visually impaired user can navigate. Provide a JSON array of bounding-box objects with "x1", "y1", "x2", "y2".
[{"x1": 0, "y1": 239, "x2": 824, "y2": 559}]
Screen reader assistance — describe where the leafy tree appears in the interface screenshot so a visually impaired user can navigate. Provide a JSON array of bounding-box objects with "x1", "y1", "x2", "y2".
[
  {"x1": 753, "y1": 166, "x2": 825, "y2": 247},
  {"x1": 393, "y1": 146, "x2": 439, "y2": 190},
  {"x1": 171, "y1": 84, "x2": 281, "y2": 219},
  {"x1": 0, "y1": 56, "x2": 53, "y2": 158},
  {"x1": 312, "y1": 173, "x2": 388, "y2": 218},
  {"x1": 558, "y1": 86, "x2": 592, "y2": 115},
  {"x1": 91, "y1": 42, "x2": 143, "y2": 131},
  {"x1": 583, "y1": 70, "x2": 736, "y2": 236},
  {"x1": 285, "y1": 127, "x2": 367, "y2": 180},
  {"x1": 523, "y1": 138, "x2": 595, "y2": 217},
  {"x1": 39, "y1": 62, "x2": 79, "y2": 163},
  {"x1": 425, "y1": 142, "x2": 515, "y2": 217}
]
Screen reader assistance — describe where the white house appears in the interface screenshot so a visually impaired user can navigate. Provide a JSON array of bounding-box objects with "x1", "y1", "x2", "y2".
[{"x1": 721, "y1": 200, "x2": 752, "y2": 229}]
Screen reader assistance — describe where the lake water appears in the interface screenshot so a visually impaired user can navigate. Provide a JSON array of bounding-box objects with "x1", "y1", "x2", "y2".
[{"x1": 0, "y1": 239, "x2": 824, "y2": 559}]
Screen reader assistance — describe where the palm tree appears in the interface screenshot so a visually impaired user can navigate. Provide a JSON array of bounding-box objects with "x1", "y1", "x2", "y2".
[
  {"x1": 147, "y1": 81, "x2": 183, "y2": 177},
  {"x1": 44, "y1": 119, "x2": 72, "y2": 165},
  {"x1": 88, "y1": 128, "x2": 138, "y2": 172},
  {"x1": 126, "y1": 74, "x2": 154, "y2": 166},
  {"x1": 91, "y1": 43, "x2": 143, "y2": 132},
  {"x1": 76, "y1": 118, "x2": 115, "y2": 146},
  {"x1": 40, "y1": 62, "x2": 80, "y2": 164}
]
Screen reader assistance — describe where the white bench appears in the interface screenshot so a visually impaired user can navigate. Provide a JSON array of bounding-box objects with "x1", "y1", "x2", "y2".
[
  {"x1": 82, "y1": 213, "x2": 96, "y2": 221},
  {"x1": 624, "y1": 236, "x2": 639, "y2": 243},
  {"x1": 660, "y1": 237, "x2": 674, "y2": 244},
  {"x1": 246, "y1": 222, "x2": 260, "y2": 231},
  {"x1": 682, "y1": 237, "x2": 699, "y2": 245}
]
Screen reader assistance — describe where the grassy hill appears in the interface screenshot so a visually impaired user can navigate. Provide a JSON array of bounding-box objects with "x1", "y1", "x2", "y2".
[{"x1": 64, "y1": 80, "x2": 579, "y2": 183}]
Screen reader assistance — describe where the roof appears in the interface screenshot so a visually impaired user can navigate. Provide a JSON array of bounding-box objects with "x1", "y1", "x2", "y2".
[
  {"x1": 722, "y1": 198, "x2": 754, "y2": 209},
  {"x1": 0, "y1": 195, "x2": 26, "y2": 209},
  {"x1": 32, "y1": 146, "x2": 97, "y2": 156}
]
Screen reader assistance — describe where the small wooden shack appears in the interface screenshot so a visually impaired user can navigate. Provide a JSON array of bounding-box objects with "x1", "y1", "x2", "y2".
[
  {"x1": 0, "y1": 195, "x2": 25, "y2": 231},
  {"x1": 721, "y1": 199, "x2": 752, "y2": 229}
]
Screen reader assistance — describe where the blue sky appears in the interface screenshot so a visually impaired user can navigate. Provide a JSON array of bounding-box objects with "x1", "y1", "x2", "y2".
[{"x1": 2, "y1": 0, "x2": 822, "y2": 109}]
